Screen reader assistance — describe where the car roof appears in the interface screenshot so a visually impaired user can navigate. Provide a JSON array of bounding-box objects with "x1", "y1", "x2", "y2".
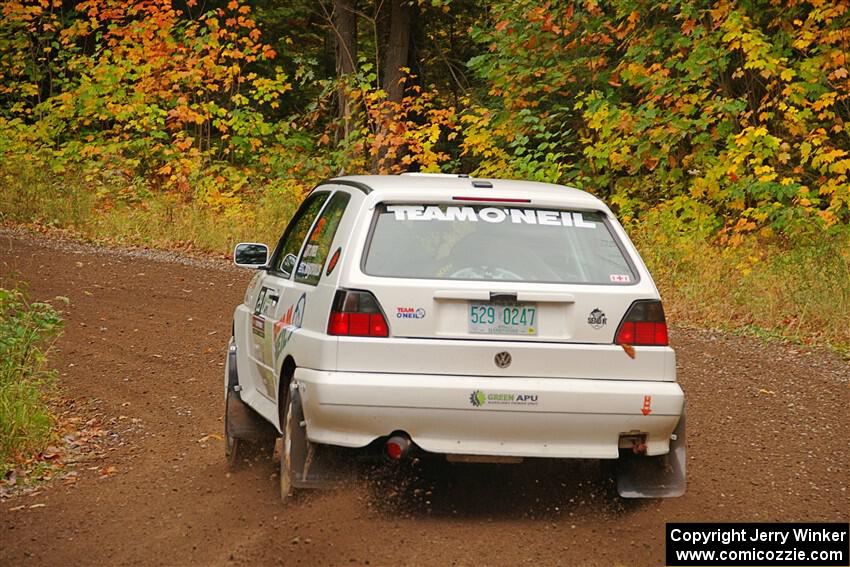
[{"x1": 327, "y1": 174, "x2": 605, "y2": 209}]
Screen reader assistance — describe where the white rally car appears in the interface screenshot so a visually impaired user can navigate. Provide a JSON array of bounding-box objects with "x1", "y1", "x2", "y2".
[{"x1": 224, "y1": 174, "x2": 686, "y2": 500}]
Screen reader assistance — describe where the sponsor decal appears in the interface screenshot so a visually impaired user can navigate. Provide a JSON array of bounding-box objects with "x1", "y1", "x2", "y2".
[
  {"x1": 296, "y1": 261, "x2": 322, "y2": 278},
  {"x1": 251, "y1": 314, "x2": 265, "y2": 338},
  {"x1": 274, "y1": 293, "x2": 306, "y2": 358},
  {"x1": 587, "y1": 308, "x2": 607, "y2": 329},
  {"x1": 469, "y1": 390, "x2": 486, "y2": 407},
  {"x1": 303, "y1": 243, "x2": 319, "y2": 258},
  {"x1": 386, "y1": 205, "x2": 597, "y2": 228},
  {"x1": 469, "y1": 390, "x2": 539, "y2": 407},
  {"x1": 609, "y1": 274, "x2": 631, "y2": 283},
  {"x1": 396, "y1": 306, "x2": 426, "y2": 319}
]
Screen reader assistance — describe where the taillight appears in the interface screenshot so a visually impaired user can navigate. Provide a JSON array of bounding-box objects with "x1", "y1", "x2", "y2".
[
  {"x1": 327, "y1": 290, "x2": 390, "y2": 337},
  {"x1": 614, "y1": 300, "x2": 668, "y2": 346}
]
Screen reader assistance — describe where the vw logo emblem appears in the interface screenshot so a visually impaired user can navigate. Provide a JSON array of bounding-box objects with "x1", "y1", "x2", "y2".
[{"x1": 494, "y1": 351, "x2": 512, "y2": 368}]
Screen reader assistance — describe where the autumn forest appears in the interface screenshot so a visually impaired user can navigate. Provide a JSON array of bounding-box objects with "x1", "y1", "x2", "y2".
[{"x1": 1, "y1": 0, "x2": 849, "y2": 348}]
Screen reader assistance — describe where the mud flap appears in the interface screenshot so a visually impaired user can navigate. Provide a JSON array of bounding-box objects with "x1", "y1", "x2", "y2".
[
  {"x1": 288, "y1": 386, "x2": 351, "y2": 489},
  {"x1": 224, "y1": 338, "x2": 277, "y2": 441},
  {"x1": 226, "y1": 391, "x2": 277, "y2": 440},
  {"x1": 617, "y1": 412, "x2": 686, "y2": 498}
]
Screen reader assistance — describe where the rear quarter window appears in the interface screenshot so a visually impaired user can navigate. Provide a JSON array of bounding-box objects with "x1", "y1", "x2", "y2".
[{"x1": 295, "y1": 191, "x2": 351, "y2": 285}]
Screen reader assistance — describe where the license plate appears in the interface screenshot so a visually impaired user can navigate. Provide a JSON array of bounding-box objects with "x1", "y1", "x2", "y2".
[{"x1": 468, "y1": 302, "x2": 537, "y2": 335}]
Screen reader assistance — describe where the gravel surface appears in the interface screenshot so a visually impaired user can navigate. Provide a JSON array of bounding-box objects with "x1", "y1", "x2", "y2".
[
  {"x1": 1, "y1": 231, "x2": 848, "y2": 567},
  {"x1": 0, "y1": 226, "x2": 239, "y2": 272}
]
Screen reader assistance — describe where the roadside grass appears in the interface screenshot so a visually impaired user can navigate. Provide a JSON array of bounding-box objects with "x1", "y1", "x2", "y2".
[
  {"x1": 0, "y1": 159, "x2": 300, "y2": 255},
  {"x1": 0, "y1": 158, "x2": 97, "y2": 230},
  {"x1": 0, "y1": 285, "x2": 66, "y2": 477},
  {"x1": 2, "y1": 167, "x2": 849, "y2": 354},
  {"x1": 635, "y1": 214, "x2": 850, "y2": 356}
]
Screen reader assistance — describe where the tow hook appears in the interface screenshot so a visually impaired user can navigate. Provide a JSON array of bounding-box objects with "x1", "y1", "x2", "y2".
[{"x1": 631, "y1": 437, "x2": 648, "y2": 455}]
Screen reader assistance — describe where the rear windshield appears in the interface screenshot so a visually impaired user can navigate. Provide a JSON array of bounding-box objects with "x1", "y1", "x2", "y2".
[{"x1": 363, "y1": 204, "x2": 637, "y2": 284}]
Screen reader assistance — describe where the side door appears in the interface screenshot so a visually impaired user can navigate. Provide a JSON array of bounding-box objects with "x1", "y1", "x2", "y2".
[
  {"x1": 273, "y1": 189, "x2": 353, "y2": 371},
  {"x1": 246, "y1": 191, "x2": 331, "y2": 402}
]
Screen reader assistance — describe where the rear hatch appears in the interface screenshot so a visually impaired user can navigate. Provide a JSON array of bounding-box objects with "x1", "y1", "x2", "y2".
[{"x1": 337, "y1": 200, "x2": 673, "y2": 381}]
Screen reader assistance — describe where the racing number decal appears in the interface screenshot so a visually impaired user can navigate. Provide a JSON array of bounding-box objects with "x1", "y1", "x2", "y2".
[
  {"x1": 252, "y1": 287, "x2": 280, "y2": 339},
  {"x1": 254, "y1": 288, "x2": 267, "y2": 314}
]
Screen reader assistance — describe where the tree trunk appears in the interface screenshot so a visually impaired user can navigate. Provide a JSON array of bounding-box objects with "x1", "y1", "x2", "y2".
[
  {"x1": 382, "y1": 0, "x2": 411, "y2": 103},
  {"x1": 371, "y1": 0, "x2": 413, "y2": 172},
  {"x1": 334, "y1": 0, "x2": 358, "y2": 143}
]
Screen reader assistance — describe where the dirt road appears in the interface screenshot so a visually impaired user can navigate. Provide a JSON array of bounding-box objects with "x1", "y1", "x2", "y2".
[{"x1": 1, "y1": 231, "x2": 848, "y2": 567}]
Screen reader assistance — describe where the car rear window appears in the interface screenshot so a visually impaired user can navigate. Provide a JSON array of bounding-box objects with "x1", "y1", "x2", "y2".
[{"x1": 363, "y1": 204, "x2": 637, "y2": 284}]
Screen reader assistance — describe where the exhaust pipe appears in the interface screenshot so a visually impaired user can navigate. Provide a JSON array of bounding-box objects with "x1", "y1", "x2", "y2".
[{"x1": 385, "y1": 434, "x2": 411, "y2": 460}]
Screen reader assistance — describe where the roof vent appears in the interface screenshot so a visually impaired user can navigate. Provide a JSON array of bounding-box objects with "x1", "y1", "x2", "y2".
[{"x1": 471, "y1": 180, "x2": 493, "y2": 188}]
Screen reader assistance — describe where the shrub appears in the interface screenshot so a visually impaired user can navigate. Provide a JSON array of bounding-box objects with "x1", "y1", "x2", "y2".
[
  {"x1": 0, "y1": 286, "x2": 65, "y2": 473},
  {"x1": 634, "y1": 206, "x2": 850, "y2": 352}
]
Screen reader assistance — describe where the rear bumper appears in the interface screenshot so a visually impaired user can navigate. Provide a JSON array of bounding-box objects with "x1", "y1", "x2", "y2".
[{"x1": 294, "y1": 369, "x2": 684, "y2": 459}]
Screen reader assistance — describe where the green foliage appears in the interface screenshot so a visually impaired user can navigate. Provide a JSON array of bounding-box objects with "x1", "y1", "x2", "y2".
[
  {"x1": 0, "y1": 285, "x2": 66, "y2": 473},
  {"x1": 0, "y1": 147, "x2": 97, "y2": 227},
  {"x1": 467, "y1": 0, "x2": 850, "y2": 238},
  {"x1": 1, "y1": 0, "x2": 849, "y2": 349},
  {"x1": 635, "y1": 206, "x2": 850, "y2": 351},
  {"x1": 3, "y1": 0, "x2": 848, "y2": 234},
  {"x1": 0, "y1": 0, "x2": 311, "y2": 217}
]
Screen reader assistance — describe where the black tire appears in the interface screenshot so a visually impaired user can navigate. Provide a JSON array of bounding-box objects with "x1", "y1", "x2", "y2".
[
  {"x1": 225, "y1": 388, "x2": 275, "y2": 469},
  {"x1": 224, "y1": 337, "x2": 242, "y2": 468},
  {"x1": 225, "y1": 389, "x2": 255, "y2": 469}
]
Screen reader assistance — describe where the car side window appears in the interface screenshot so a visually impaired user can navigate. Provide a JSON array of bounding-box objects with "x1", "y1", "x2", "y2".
[
  {"x1": 272, "y1": 192, "x2": 330, "y2": 277},
  {"x1": 294, "y1": 191, "x2": 351, "y2": 285}
]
